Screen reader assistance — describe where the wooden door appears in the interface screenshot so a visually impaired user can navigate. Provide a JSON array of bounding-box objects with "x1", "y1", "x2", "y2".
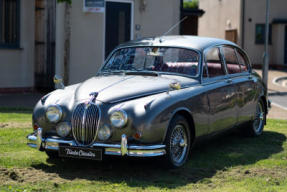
[{"x1": 34, "y1": 0, "x2": 56, "y2": 91}]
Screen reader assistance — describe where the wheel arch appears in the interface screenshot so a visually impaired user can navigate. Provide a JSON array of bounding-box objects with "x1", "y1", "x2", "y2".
[
  {"x1": 259, "y1": 95, "x2": 268, "y2": 114},
  {"x1": 259, "y1": 95, "x2": 268, "y2": 125},
  {"x1": 163, "y1": 108, "x2": 196, "y2": 144}
]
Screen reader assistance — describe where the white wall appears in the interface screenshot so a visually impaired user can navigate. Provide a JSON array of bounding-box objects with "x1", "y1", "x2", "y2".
[
  {"x1": 55, "y1": 0, "x2": 180, "y2": 85},
  {"x1": 0, "y1": 1, "x2": 35, "y2": 88}
]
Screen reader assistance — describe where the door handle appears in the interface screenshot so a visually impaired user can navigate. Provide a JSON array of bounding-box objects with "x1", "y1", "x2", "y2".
[{"x1": 225, "y1": 79, "x2": 232, "y2": 83}]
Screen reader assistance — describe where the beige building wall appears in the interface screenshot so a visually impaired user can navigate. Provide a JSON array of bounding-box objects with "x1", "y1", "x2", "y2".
[
  {"x1": 56, "y1": 0, "x2": 180, "y2": 85},
  {"x1": 134, "y1": 0, "x2": 180, "y2": 38},
  {"x1": 244, "y1": 0, "x2": 287, "y2": 65},
  {"x1": 68, "y1": 0, "x2": 105, "y2": 85},
  {"x1": 0, "y1": 1, "x2": 35, "y2": 88},
  {"x1": 198, "y1": 0, "x2": 242, "y2": 46},
  {"x1": 272, "y1": 24, "x2": 285, "y2": 65}
]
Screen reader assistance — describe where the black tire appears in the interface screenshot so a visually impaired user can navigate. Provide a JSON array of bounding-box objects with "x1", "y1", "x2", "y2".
[
  {"x1": 164, "y1": 115, "x2": 191, "y2": 168},
  {"x1": 45, "y1": 150, "x2": 59, "y2": 159},
  {"x1": 243, "y1": 99, "x2": 266, "y2": 137}
]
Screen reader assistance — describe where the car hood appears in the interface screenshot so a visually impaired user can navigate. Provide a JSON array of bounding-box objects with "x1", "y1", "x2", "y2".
[{"x1": 72, "y1": 74, "x2": 198, "y2": 103}]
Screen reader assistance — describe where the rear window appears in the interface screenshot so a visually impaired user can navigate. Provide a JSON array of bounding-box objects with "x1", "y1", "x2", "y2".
[{"x1": 236, "y1": 49, "x2": 249, "y2": 72}]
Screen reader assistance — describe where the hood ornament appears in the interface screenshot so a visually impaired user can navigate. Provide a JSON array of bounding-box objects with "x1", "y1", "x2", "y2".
[{"x1": 89, "y1": 92, "x2": 99, "y2": 103}]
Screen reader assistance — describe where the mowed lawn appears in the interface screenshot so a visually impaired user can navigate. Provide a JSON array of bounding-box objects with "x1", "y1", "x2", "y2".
[{"x1": 0, "y1": 109, "x2": 287, "y2": 192}]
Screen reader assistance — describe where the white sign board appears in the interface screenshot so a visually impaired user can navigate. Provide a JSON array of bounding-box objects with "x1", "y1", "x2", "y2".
[{"x1": 83, "y1": 0, "x2": 105, "y2": 13}]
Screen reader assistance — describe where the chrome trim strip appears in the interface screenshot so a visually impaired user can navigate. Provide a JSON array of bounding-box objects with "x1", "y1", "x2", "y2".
[
  {"x1": 128, "y1": 145, "x2": 166, "y2": 150},
  {"x1": 45, "y1": 146, "x2": 59, "y2": 151},
  {"x1": 45, "y1": 138, "x2": 77, "y2": 144},
  {"x1": 27, "y1": 143, "x2": 37, "y2": 148},
  {"x1": 28, "y1": 134, "x2": 37, "y2": 141},
  {"x1": 104, "y1": 148, "x2": 166, "y2": 157}
]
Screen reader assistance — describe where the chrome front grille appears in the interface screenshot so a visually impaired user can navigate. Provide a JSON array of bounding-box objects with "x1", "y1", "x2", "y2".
[{"x1": 71, "y1": 103, "x2": 100, "y2": 146}]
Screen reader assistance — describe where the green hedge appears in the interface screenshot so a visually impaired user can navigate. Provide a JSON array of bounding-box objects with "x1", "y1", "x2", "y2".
[{"x1": 183, "y1": 0, "x2": 199, "y2": 9}]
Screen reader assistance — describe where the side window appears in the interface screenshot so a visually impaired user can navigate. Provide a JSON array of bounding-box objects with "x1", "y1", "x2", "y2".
[
  {"x1": 236, "y1": 49, "x2": 249, "y2": 72},
  {"x1": 204, "y1": 47, "x2": 225, "y2": 78},
  {"x1": 222, "y1": 46, "x2": 241, "y2": 74}
]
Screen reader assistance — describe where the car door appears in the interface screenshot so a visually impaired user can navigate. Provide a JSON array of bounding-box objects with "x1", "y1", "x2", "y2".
[
  {"x1": 202, "y1": 46, "x2": 238, "y2": 134},
  {"x1": 221, "y1": 46, "x2": 243, "y2": 125},
  {"x1": 234, "y1": 48, "x2": 257, "y2": 123}
]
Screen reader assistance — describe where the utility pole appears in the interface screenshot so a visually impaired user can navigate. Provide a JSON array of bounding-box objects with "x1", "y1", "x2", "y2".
[{"x1": 262, "y1": 0, "x2": 270, "y2": 89}]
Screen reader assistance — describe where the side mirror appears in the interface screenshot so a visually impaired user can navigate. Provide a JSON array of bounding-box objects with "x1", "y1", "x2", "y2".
[
  {"x1": 167, "y1": 82, "x2": 181, "y2": 94},
  {"x1": 169, "y1": 82, "x2": 181, "y2": 90},
  {"x1": 53, "y1": 75, "x2": 65, "y2": 89}
]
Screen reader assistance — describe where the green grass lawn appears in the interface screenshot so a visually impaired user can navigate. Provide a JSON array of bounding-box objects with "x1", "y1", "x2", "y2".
[{"x1": 0, "y1": 109, "x2": 287, "y2": 192}]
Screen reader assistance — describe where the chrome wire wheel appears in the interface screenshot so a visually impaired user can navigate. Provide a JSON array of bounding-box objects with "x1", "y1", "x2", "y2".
[
  {"x1": 253, "y1": 101, "x2": 265, "y2": 135},
  {"x1": 170, "y1": 124, "x2": 188, "y2": 165}
]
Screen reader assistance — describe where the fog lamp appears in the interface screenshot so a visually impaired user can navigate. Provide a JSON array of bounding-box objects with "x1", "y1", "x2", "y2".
[
  {"x1": 56, "y1": 122, "x2": 71, "y2": 137},
  {"x1": 98, "y1": 125, "x2": 112, "y2": 141}
]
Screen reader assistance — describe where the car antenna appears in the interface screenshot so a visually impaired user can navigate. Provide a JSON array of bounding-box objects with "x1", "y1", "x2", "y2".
[{"x1": 159, "y1": 16, "x2": 188, "y2": 43}]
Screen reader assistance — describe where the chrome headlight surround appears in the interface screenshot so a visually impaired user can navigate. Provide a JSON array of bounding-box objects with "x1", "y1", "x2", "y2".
[
  {"x1": 110, "y1": 109, "x2": 128, "y2": 128},
  {"x1": 56, "y1": 122, "x2": 71, "y2": 137},
  {"x1": 46, "y1": 105, "x2": 63, "y2": 123}
]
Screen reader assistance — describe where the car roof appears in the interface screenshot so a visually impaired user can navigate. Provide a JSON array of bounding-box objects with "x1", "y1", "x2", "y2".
[{"x1": 117, "y1": 35, "x2": 239, "y2": 52}]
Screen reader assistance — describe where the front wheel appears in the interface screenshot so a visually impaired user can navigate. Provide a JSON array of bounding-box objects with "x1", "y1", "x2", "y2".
[{"x1": 164, "y1": 115, "x2": 191, "y2": 168}]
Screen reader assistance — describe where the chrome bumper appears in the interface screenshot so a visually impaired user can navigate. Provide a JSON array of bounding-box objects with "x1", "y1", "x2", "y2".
[{"x1": 27, "y1": 128, "x2": 166, "y2": 157}]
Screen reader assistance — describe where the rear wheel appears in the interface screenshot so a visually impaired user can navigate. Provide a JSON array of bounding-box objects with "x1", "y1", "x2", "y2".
[
  {"x1": 164, "y1": 115, "x2": 191, "y2": 168},
  {"x1": 244, "y1": 99, "x2": 265, "y2": 136}
]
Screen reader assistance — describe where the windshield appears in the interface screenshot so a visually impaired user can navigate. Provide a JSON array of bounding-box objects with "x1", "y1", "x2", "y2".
[{"x1": 101, "y1": 47, "x2": 200, "y2": 77}]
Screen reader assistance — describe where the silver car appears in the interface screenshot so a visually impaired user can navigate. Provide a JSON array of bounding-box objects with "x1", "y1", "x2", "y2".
[{"x1": 27, "y1": 36, "x2": 269, "y2": 167}]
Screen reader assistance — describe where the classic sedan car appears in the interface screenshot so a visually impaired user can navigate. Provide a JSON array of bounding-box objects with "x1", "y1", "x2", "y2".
[{"x1": 27, "y1": 36, "x2": 269, "y2": 167}]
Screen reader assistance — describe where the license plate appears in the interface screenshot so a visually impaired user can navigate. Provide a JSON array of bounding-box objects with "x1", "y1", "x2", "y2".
[{"x1": 59, "y1": 146, "x2": 102, "y2": 160}]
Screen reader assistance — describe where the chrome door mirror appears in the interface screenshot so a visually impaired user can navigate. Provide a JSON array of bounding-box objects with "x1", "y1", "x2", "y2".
[
  {"x1": 169, "y1": 82, "x2": 181, "y2": 90},
  {"x1": 53, "y1": 75, "x2": 65, "y2": 89}
]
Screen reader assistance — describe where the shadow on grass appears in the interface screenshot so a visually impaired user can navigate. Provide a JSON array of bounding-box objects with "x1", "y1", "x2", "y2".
[
  {"x1": 0, "y1": 107, "x2": 33, "y2": 114},
  {"x1": 31, "y1": 131, "x2": 286, "y2": 189}
]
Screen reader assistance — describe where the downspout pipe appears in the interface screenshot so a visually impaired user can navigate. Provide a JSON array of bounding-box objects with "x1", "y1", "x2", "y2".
[{"x1": 241, "y1": 0, "x2": 245, "y2": 49}]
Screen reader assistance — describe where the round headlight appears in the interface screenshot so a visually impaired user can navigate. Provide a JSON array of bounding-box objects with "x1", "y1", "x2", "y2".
[
  {"x1": 56, "y1": 122, "x2": 71, "y2": 137},
  {"x1": 98, "y1": 125, "x2": 111, "y2": 141},
  {"x1": 110, "y1": 109, "x2": 128, "y2": 128},
  {"x1": 46, "y1": 105, "x2": 62, "y2": 123}
]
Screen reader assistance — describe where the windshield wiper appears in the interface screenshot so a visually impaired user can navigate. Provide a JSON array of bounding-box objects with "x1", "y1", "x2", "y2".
[
  {"x1": 124, "y1": 70, "x2": 159, "y2": 76},
  {"x1": 99, "y1": 70, "x2": 125, "y2": 75}
]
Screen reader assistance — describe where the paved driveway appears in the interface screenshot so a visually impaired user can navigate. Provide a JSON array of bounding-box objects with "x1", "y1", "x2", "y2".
[
  {"x1": 255, "y1": 69, "x2": 287, "y2": 119},
  {"x1": 269, "y1": 93, "x2": 287, "y2": 110}
]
